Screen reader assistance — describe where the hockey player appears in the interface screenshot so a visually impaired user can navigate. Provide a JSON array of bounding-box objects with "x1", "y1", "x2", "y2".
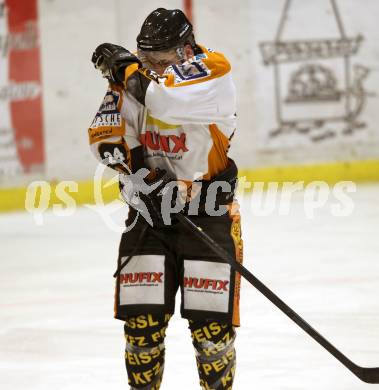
[{"x1": 89, "y1": 8, "x2": 243, "y2": 390}]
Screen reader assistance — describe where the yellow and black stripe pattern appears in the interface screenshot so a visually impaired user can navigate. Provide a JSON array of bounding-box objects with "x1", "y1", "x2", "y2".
[
  {"x1": 190, "y1": 320, "x2": 237, "y2": 390},
  {"x1": 123, "y1": 313, "x2": 236, "y2": 389}
]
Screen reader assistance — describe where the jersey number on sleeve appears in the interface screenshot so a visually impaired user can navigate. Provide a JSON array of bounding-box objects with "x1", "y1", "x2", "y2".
[{"x1": 98, "y1": 142, "x2": 128, "y2": 166}]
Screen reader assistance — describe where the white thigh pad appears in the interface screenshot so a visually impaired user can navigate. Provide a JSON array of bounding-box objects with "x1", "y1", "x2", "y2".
[
  {"x1": 119, "y1": 255, "x2": 165, "y2": 305},
  {"x1": 183, "y1": 259, "x2": 231, "y2": 313}
]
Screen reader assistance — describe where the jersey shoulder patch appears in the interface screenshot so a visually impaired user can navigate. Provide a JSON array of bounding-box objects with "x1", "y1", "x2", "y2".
[
  {"x1": 163, "y1": 45, "x2": 231, "y2": 88},
  {"x1": 170, "y1": 59, "x2": 211, "y2": 83},
  {"x1": 98, "y1": 87, "x2": 122, "y2": 114},
  {"x1": 88, "y1": 86, "x2": 125, "y2": 144}
]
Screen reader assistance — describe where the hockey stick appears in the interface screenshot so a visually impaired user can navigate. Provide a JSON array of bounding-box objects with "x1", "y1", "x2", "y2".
[{"x1": 175, "y1": 212, "x2": 379, "y2": 384}]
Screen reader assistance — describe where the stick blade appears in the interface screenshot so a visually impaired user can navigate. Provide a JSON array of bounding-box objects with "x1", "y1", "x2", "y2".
[{"x1": 357, "y1": 367, "x2": 379, "y2": 384}]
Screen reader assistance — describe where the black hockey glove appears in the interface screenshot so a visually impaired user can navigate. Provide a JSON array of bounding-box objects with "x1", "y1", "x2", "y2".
[
  {"x1": 120, "y1": 168, "x2": 180, "y2": 228},
  {"x1": 92, "y1": 43, "x2": 161, "y2": 105},
  {"x1": 92, "y1": 43, "x2": 142, "y2": 85}
]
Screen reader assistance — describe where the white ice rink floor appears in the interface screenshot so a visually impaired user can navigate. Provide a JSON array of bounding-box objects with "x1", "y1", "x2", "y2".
[{"x1": 1, "y1": 184, "x2": 378, "y2": 390}]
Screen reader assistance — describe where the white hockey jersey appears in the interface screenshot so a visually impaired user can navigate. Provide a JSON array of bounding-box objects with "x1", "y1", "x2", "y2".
[{"x1": 88, "y1": 46, "x2": 237, "y2": 182}]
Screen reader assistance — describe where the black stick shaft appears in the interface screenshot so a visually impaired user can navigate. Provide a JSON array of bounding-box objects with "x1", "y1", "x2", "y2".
[{"x1": 176, "y1": 213, "x2": 379, "y2": 383}]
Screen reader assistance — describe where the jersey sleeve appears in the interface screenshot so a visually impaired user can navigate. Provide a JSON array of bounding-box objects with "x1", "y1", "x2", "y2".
[
  {"x1": 144, "y1": 48, "x2": 237, "y2": 126},
  {"x1": 88, "y1": 84, "x2": 144, "y2": 173}
]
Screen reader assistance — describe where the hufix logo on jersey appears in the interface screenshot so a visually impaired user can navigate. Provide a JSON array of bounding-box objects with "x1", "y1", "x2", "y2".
[
  {"x1": 140, "y1": 131, "x2": 188, "y2": 154},
  {"x1": 183, "y1": 277, "x2": 229, "y2": 292}
]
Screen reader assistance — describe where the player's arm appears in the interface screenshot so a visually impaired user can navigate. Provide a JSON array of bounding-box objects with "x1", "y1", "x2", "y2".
[
  {"x1": 92, "y1": 43, "x2": 236, "y2": 125},
  {"x1": 88, "y1": 83, "x2": 145, "y2": 174},
  {"x1": 144, "y1": 49, "x2": 237, "y2": 125}
]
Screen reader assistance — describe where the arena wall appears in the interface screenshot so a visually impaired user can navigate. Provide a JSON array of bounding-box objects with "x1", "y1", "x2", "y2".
[{"x1": 1, "y1": 0, "x2": 378, "y2": 211}]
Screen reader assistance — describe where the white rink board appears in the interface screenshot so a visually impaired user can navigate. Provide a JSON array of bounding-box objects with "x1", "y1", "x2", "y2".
[{"x1": 1, "y1": 184, "x2": 378, "y2": 390}]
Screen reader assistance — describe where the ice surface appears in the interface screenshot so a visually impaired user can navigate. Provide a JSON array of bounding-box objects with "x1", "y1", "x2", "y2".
[{"x1": 1, "y1": 184, "x2": 378, "y2": 390}]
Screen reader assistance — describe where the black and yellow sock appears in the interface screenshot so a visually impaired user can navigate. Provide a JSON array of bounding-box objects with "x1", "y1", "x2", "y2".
[
  {"x1": 124, "y1": 313, "x2": 172, "y2": 389},
  {"x1": 189, "y1": 320, "x2": 236, "y2": 390}
]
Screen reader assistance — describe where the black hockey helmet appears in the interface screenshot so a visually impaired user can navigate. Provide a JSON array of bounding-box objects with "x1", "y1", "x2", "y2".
[{"x1": 137, "y1": 8, "x2": 193, "y2": 51}]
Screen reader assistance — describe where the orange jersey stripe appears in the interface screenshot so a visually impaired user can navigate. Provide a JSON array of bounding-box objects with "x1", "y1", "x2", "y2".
[
  {"x1": 203, "y1": 124, "x2": 230, "y2": 180},
  {"x1": 228, "y1": 202, "x2": 243, "y2": 327}
]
